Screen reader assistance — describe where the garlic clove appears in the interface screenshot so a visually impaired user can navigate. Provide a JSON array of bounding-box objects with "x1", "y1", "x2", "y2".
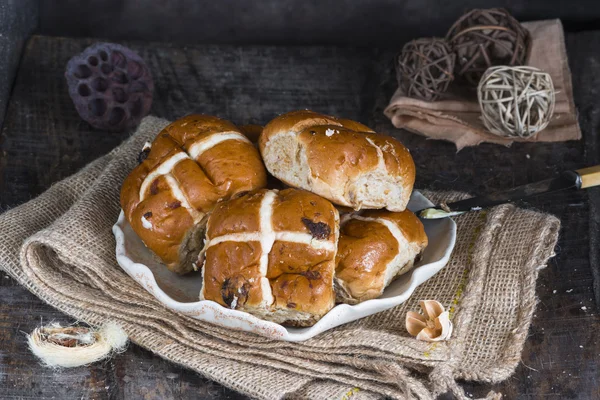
[
  {"x1": 416, "y1": 311, "x2": 453, "y2": 342},
  {"x1": 417, "y1": 326, "x2": 441, "y2": 341},
  {"x1": 406, "y1": 300, "x2": 453, "y2": 342},
  {"x1": 436, "y1": 310, "x2": 453, "y2": 340},
  {"x1": 420, "y1": 300, "x2": 444, "y2": 320},
  {"x1": 406, "y1": 311, "x2": 429, "y2": 336},
  {"x1": 416, "y1": 328, "x2": 436, "y2": 342}
]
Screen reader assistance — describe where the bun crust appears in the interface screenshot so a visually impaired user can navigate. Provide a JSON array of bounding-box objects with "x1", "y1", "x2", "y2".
[
  {"x1": 259, "y1": 110, "x2": 415, "y2": 211},
  {"x1": 335, "y1": 209, "x2": 427, "y2": 304},
  {"x1": 200, "y1": 188, "x2": 339, "y2": 326},
  {"x1": 120, "y1": 114, "x2": 267, "y2": 274}
]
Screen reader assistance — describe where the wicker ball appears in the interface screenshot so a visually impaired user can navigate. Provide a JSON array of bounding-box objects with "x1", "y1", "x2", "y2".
[
  {"x1": 477, "y1": 66, "x2": 555, "y2": 139},
  {"x1": 396, "y1": 38, "x2": 456, "y2": 101},
  {"x1": 447, "y1": 8, "x2": 530, "y2": 86}
]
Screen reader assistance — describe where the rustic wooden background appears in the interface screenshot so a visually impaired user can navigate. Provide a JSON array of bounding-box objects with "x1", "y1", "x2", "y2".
[
  {"x1": 36, "y1": 0, "x2": 600, "y2": 46},
  {"x1": 1, "y1": 32, "x2": 599, "y2": 399}
]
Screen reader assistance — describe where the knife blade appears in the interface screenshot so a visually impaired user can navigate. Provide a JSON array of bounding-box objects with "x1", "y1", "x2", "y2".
[{"x1": 418, "y1": 165, "x2": 600, "y2": 219}]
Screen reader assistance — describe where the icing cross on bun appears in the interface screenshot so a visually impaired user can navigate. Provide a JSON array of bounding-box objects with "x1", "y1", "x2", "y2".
[
  {"x1": 200, "y1": 188, "x2": 339, "y2": 326},
  {"x1": 120, "y1": 115, "x2": 267, "y2": 274},
  {"x1": 335, "y1": 209, "x2": 428, "y2": 304},
  {"x1": 259, "y1": 110, "x2": 416, "y2": 211}
]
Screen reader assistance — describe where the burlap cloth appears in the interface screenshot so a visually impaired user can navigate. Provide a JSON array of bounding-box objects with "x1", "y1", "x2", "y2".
[
  {"x1": 384, "y1": 19, "x2": 581, "y2": 150},
  {"x1": 0, "y1": 116, "x2": 561, "y2": 400}
]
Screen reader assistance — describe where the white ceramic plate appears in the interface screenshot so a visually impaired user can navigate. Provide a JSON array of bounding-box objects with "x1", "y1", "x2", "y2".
[{"x1": 113, "y1": 191, "x2": 456, "y2": 341}]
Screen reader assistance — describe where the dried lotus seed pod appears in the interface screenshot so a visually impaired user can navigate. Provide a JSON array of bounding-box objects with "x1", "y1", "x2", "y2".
[{"x1": 65, "y1": 42, "x2": 154, "y2": 131}]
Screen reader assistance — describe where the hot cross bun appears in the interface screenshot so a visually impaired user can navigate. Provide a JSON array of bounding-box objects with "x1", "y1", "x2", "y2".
[
  {"x1": 259, "y1": 110, "x2": 416, "y2": 212},
  {"x1": 335, "y1": 209, "x2": 428, "y2": 304},
  {"x1": 199, "y1": 188, "x2": 339, "y2": 326},
  {"x1": 120, "y1": 115, "x2": 267, "y2": 274}
]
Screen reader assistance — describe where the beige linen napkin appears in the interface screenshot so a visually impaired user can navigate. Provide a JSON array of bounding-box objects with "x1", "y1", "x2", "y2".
[
  {"x1": 0, "y1": 117, "x2": 560, "y2": 400},
  {"x1": 384, "y1": 19, "x2": 581, "y2": 150}
]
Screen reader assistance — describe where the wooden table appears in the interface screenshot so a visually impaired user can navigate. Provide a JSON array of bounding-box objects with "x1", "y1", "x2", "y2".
[{"x1": 1, "y1": 34, "x2": 599, "y2": 399}]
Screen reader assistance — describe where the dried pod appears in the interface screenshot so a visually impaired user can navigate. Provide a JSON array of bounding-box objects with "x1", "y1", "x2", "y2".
[
  {"x1": 65, "y1": 42, "x2": 154, "y2": 131},
  {"x1": 406, "y1": 300, "x2": 453, "y2": 342},
  {"x1": 447, "y1": 8, "x2": 530, "y2": 86},
  {"x1": 396, "y1": 38, "x2": 456, "y2": 101},
  {"x1": 27, "y1": 322, "x2": 128, "y2": 368}
]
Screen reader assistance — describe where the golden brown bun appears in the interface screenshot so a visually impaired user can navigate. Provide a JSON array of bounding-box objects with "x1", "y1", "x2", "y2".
[
  {"x1": 200, "y1": 188, "x2": 339, "y2": 326},
  {"x1": 120, "y1": 114, "x2": 267, "y2": 274},
  {"x1": 259, "y1": 110, "x2": 415, "y2": 212},
  {"x1": 238, "y1": 124, "x2": 263, "y2": 143},
  {"x1": 335, "y1": 209, "x2": 427, "y2": 304}
]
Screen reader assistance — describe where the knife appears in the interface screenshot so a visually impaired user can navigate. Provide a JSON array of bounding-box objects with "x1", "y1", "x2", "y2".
[{"x1": 418, "y1": 165, "x2": 600, "y2": 219}]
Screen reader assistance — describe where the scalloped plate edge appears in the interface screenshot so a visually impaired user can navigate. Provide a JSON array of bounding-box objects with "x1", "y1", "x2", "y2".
[{"x1": 113, "y1": 191, "x2": 456, "y2": 341}]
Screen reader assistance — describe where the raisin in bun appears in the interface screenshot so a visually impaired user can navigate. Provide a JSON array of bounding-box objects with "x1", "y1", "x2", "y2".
[
  {"x1": 259, "y1": 110, "x2": 416, "y2": 212},
  {"x1": 335, "y1": 209, "x2": 428, "y2": 304},
  {"x1": 120, "y1": 114, "x2": 267, "y2": 274},
  {"x1": 199, "y1": 188, "x2": 339, "y2": 326}
]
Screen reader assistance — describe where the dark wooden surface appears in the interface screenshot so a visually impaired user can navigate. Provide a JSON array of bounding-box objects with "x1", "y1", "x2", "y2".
[
  {"x1": 1, "y1": 34, "x2": 599, "y2": 399},
  {"x1": 0, "y1": 0, "x2": 37, "y2": 132},
  {"x1": 37, "y1": 0, "x2": 600, "y2": 46}
]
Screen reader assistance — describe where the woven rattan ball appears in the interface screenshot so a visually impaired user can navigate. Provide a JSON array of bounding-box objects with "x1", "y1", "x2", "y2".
[
  {"x1": 447, "y1": 8, "x2": 530, "y2": 86},
  {"x1": 396, "y1": 38, "x2": 455, "y2": 101},
  {"x1": 477, "y1": 66, "x2": 555, "y2": 139}
]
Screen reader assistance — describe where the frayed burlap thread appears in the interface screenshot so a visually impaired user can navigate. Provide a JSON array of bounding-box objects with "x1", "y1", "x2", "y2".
[{"x1": 0, "y1": 116, "x2": 560, "y2": 399}]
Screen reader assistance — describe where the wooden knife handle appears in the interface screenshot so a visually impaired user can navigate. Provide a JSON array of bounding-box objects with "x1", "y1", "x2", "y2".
[{"x1": 576, "y1": 165, "x2": 600, "y2": 189}]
